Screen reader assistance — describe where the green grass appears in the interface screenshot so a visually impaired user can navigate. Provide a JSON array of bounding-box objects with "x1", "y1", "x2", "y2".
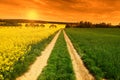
[
  {"x1": 65, "y1": 28, "x2": 120, "y2": 80},
  {"x1": 4, "y1": 32, "x2": 57, "y2": 80},
  {"x1": 38, "y1": 31, "x2": 75, "y2": 80}
]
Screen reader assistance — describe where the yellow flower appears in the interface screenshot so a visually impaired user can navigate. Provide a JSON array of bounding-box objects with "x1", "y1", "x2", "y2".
[{"x1": 0, "y1": 24, "x2": 65, "y2": 79}]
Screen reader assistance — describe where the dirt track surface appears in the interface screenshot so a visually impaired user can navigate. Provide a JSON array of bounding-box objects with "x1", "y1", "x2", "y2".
[
  {"x1": 16, "y1": 31, "x2": 61, "y2": 80},
  {"x1": 63, "y1": 31, "x2": 94, "y2": 80}
]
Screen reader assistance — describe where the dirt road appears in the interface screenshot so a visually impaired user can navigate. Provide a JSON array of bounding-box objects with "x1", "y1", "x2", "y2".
[
  {"x1": 16, "y1": 30, "x2": 94, "y2": 80},
  {"x1": 16, "y1": 31, "x2": 61, "y2": 80},
  {"x1": 63, "y1": 31, "x2": 94, "y2": 80}
]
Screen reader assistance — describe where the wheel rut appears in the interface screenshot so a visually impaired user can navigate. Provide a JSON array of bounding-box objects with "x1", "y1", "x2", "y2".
[
  {"x1": 63, "y1": 30, "x2": 94, "y2": 80},
  {"x1": 16, "y1": 30, "x2": 61, "y2": 80},
  {"x1": 16, "y1": 30, "x2": 94, "y2": 80}
]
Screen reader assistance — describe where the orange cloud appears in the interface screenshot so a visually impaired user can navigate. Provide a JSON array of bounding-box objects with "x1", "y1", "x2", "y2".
[{"x1": 0, "y1": 0, "x2": 120, "y2": 24}]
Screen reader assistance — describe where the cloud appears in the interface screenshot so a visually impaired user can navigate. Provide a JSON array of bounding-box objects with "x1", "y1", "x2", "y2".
[
  {"x1": 0, "y1": 0, "x2": 120, "y2": 24},
  {"x1": 1, "y1": 0, "x2": 120, "y2": 13},
  {"x1": 31, "y1": 0, "x2": 120, "y2": 14}
]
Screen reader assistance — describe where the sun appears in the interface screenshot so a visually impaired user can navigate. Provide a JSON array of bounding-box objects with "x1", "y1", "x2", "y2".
[{"x1": 27, "y1": 10, "x2": 39, "y2": 20}]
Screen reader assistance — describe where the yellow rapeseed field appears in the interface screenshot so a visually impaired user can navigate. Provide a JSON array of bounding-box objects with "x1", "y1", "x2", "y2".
[{"x1": 0, "y1": 24, "x2": 65, "y2": 79}]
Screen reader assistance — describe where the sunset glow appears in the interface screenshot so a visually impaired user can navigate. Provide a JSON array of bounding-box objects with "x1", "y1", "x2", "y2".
[
  {"x1": 0, "y1": 0, "x2": 120, "y2": 24},
  {"x1": 27, "y1": 10, "x2": 39, "y2": 20}
]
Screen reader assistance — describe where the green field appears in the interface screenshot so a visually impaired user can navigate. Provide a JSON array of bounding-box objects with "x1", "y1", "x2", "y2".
[
  {"x1": 38, "y1": 32, "x2": 75, "y2": 80},
  {"x1": 65, "y1": 28, "x2": 120, "y2": 80}
]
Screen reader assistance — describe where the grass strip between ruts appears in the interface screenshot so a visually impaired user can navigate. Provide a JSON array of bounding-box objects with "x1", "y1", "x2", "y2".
[{"x1": 38, "y1": 31, "x2": 75, "y2": 80}]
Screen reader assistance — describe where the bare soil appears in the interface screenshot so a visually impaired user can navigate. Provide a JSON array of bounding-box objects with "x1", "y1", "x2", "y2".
[
  {"x1": 16, "y1": 31, "x2": 61, "y2": 80},
  {"x1": 63, "y1": 31, "x2": 95, "y2": 80}
]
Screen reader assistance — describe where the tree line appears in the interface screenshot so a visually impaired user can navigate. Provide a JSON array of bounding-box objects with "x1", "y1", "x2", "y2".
[
  {"x1": 0, "y1": 20, "x2": 120, "y2": 28},
  {"x1": 66, "y1": 21, "x2": 120, "y2": 28},
  {"x1": 0, "y1": 21, "x2": 22, "y2": 26}
]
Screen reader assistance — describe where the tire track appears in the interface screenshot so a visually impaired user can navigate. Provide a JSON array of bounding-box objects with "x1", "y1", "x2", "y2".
[
  {"x1": 63, "y1": 30, "x2": 94, "y2": 80},
  {"x1": 16, "y1": 30, "x2": 61, "y2": 80}
]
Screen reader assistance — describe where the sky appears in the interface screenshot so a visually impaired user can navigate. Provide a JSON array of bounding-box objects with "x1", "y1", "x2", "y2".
[{"x1": 0, "y1": 0, "x2": 120, "y2": 24}]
